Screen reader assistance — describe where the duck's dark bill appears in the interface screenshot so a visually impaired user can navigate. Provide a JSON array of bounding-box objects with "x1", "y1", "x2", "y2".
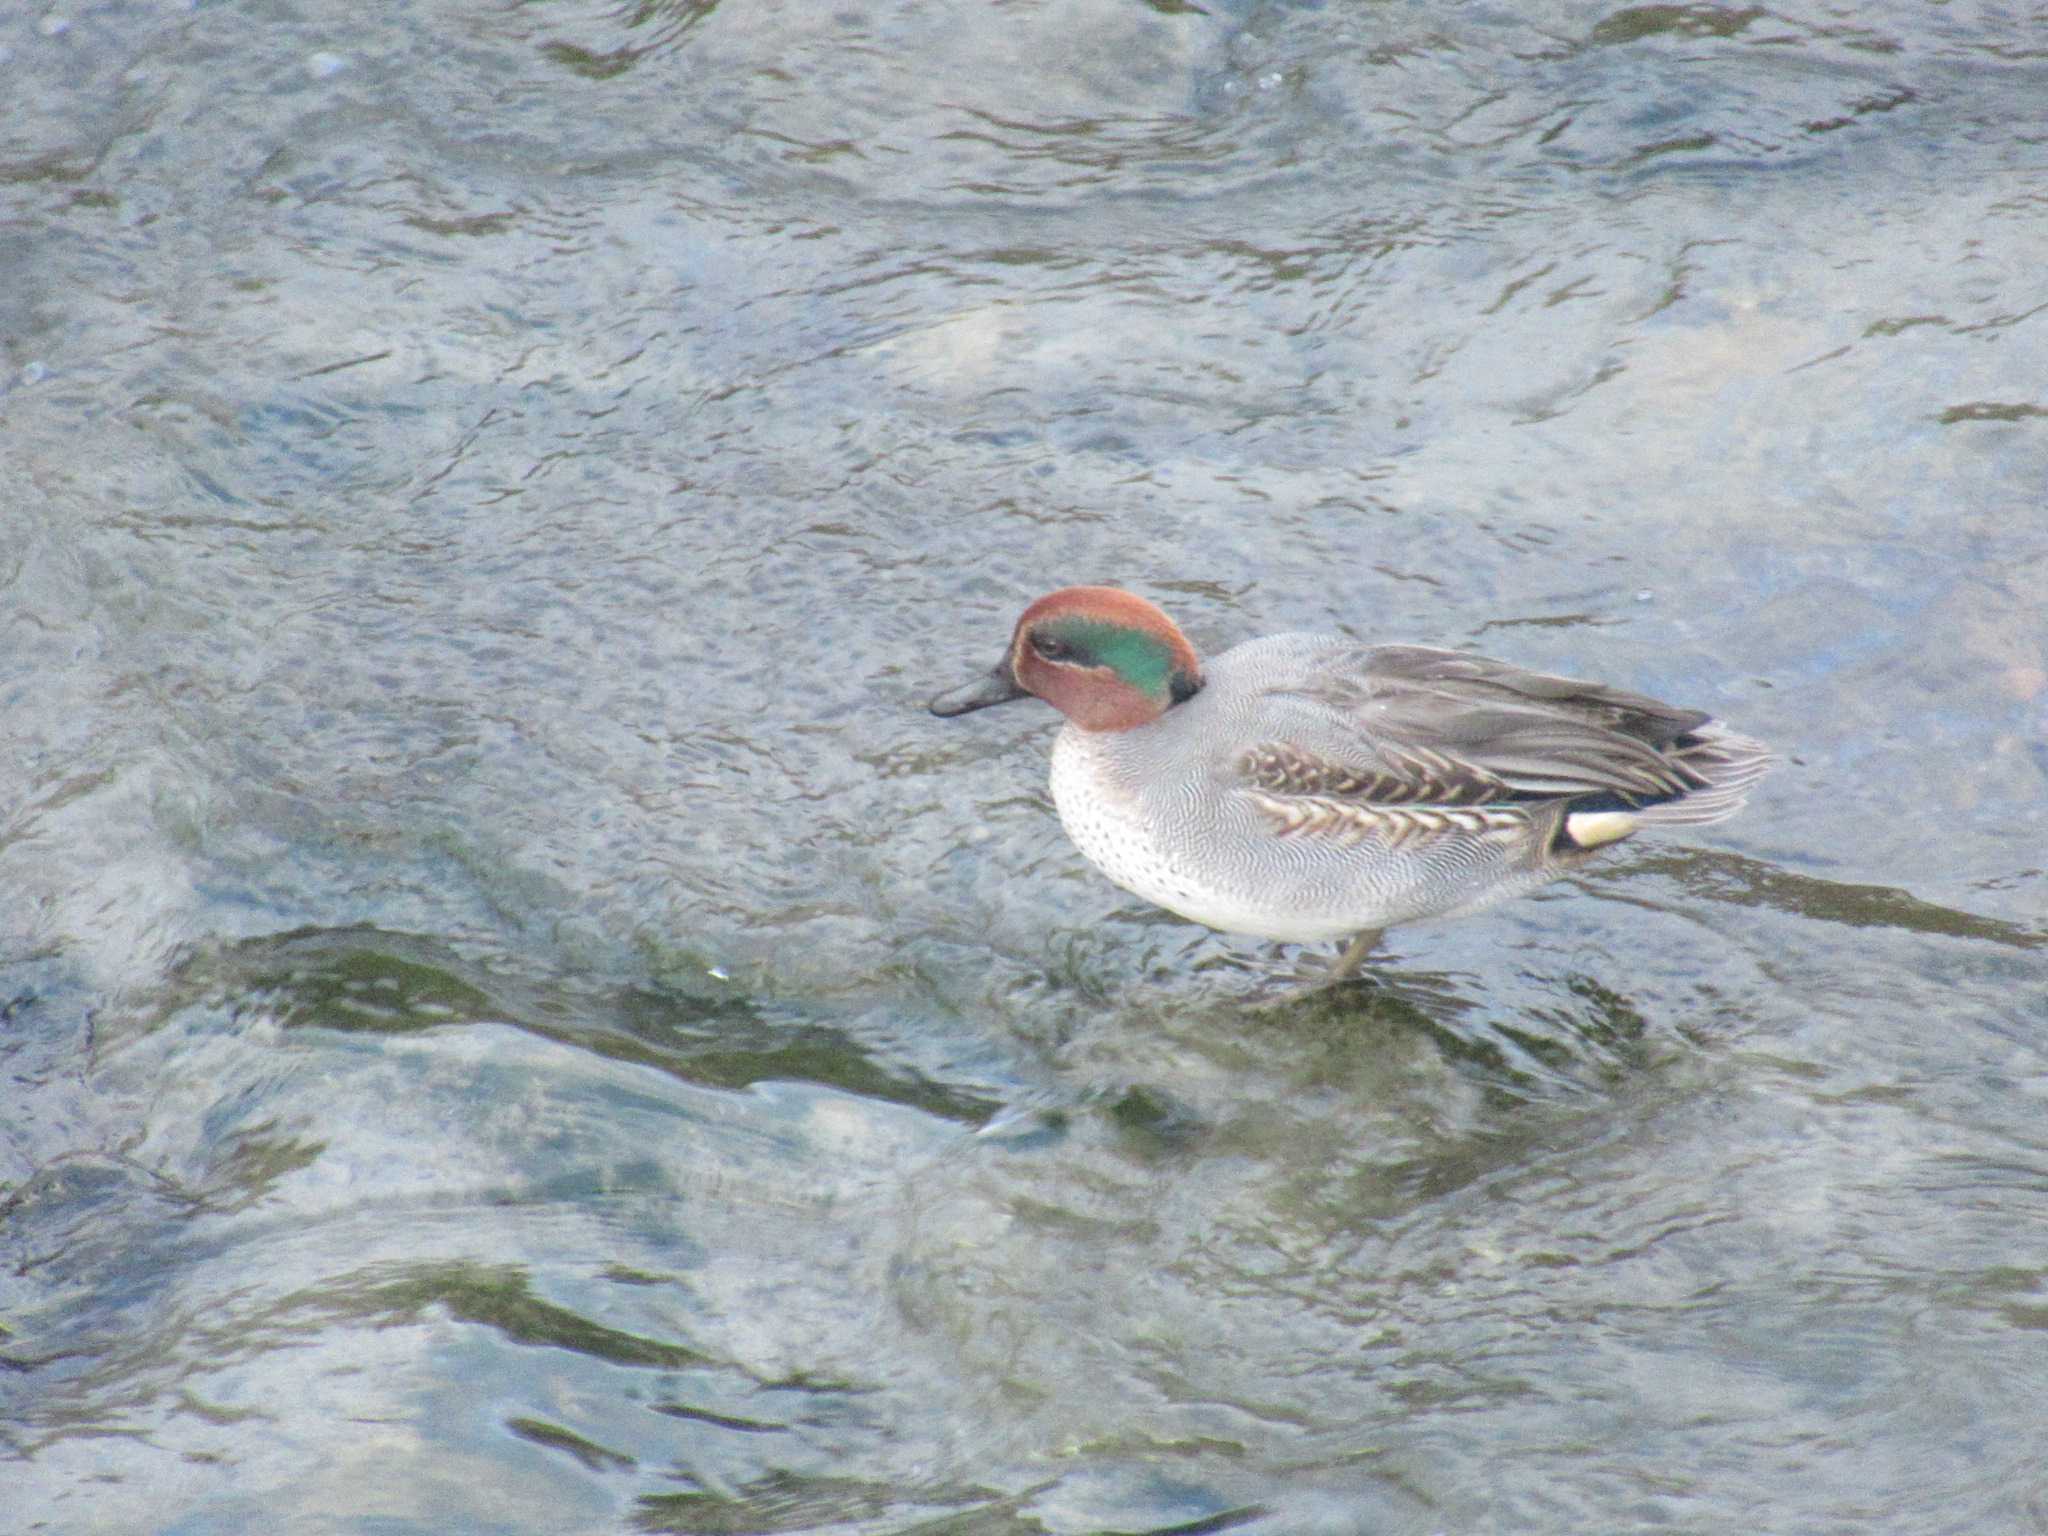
[{"x1": 929, "y1": 663, "x2": 1028, "y2": 717}]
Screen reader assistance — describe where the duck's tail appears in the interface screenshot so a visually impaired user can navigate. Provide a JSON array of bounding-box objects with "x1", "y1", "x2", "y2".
[
  {"x1": 1560, "y1": 722, "x2": 1774, "y2": 849},
  {"x1": 1636, "y1": 722, "x2": 1776, "y2": 826}
]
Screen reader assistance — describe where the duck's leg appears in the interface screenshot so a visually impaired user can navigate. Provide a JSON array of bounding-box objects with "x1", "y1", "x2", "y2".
[
  {"x1": 1242, "y1": 929, "x2": 1389, "y2": 1012},
  {"x1": 1326, "y1": 927, "x2": 1384, "y2": 983}
]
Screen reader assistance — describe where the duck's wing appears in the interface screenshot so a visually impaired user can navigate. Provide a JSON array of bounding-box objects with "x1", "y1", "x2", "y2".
[{"x1": 1236, "y1": 644, "x2": 1726, "y2": 809}]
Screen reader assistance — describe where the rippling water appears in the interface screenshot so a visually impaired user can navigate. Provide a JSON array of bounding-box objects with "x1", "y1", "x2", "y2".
[{"x1": 4, "y1": 0, "x2": 2046, "y2": 1530}]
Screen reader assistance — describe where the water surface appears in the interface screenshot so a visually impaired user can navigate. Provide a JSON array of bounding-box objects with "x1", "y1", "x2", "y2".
[{"x1": 3, "y1": 0, "x2": 2046, "y2": 1530}]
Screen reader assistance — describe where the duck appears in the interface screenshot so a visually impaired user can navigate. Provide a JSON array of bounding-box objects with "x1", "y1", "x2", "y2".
[{"x1": 929, "y1": 586, "x2": 1773, "y2": 978}]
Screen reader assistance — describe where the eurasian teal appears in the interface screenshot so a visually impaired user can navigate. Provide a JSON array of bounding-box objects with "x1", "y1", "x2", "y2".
[{"x1": 930, "y1": 586, "x2": 1772, "y2": 976}]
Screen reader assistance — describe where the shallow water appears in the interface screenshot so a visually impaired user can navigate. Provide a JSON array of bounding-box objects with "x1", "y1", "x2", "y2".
[{"x1": 4, "y1": 0, "x2": 2046, "y2": 1531}]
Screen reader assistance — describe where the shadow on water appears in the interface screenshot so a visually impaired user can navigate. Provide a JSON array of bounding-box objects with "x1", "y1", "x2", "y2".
[
  {"x1": 632, "y1": 1476, "x2": 1269, "y2": 1536},
  {"x1": 274, "y1": 1259, "x2": 715, "y2": 1369},
  {"x1": 154, "y1": 926, "x2": 1000, "y2": 1129},
  {"x1": 129, "y1": 911, "x2": 1768, "y2": 1183},
  {"x1": 1620, "y1": 849, "x2": 2048, "y2": 949}
]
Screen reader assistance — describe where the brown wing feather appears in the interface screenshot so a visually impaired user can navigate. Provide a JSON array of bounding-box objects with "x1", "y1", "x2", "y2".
[
  {"x1": 1246, "y1": 791, "x2": 1535, "y2": 850},
  {"x1": 1237, "y1": 739, "x2": 1512, "y2": 805}
]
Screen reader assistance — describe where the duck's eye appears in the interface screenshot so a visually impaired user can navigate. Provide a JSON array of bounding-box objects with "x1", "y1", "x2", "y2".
[{"x1": 1031, "y1": 633, "x2": 1076, "y2": 662}]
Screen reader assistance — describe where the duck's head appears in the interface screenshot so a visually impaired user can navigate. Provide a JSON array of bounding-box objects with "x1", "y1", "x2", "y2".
[{"x1": 929, "y1": 586, "x2": 1205, "y2": 732}]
